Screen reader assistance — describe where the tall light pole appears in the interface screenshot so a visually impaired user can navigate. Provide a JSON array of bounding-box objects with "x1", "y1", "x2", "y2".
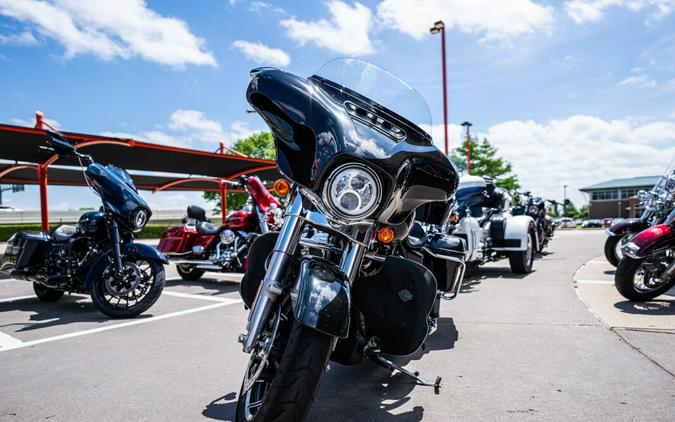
[
  {"x1": 563, "y1": 184, "x2": 568, "y2": 217},
  {"x1": 461, "y1": 121, "x2": 472, "y2": 174},
  {"x1": 429, "y1": 20, "x2": 448, "y2": 156}
]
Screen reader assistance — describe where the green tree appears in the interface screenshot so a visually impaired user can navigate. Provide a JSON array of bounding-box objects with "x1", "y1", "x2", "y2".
[
  {"x1": 203, "y1": 132, "x2": 276, "y2": 216},
  {"x1": 576, "y1": 204, "x2": 589, "y2": 220},
  {"x1": 451, "y1": 137, "x2": 520, "y2": 191}
]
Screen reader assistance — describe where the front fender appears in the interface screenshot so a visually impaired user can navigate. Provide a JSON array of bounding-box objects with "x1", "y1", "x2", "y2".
[
  {"x1": 83, "y1": 242, "x2": 168, "y2": 289},
  {"x1": 292, "y1": 257, "x2": 350, "y2": 338},
  {"x1": 607, "y1": 218, "x2": 647, "y2": 236},
  {"x1": 623, "y1": 224, "x2": 674, "y2": 258}
]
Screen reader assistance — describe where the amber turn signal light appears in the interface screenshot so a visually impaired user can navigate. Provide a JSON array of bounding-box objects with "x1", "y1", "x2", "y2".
[
  {"x1": 377, "y1": 227, "x2": 394, "y2": 244},
  {"x1": 450, "y1": 213, "x2": 458, "y2": 224},
  {"x1": 273, "y1": 179, "x2": 291, "y2": 196}
]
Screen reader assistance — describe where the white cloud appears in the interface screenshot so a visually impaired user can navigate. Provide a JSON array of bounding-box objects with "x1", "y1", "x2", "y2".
[
  {"x1": 232, "y1": 40, "x2": 291, "y2": 67},
  {"x1": 452, "y1": 115, "x2": 675, "y2": 205},
  {"x1": 377, "y1": 0, "x2": 554, "y2": 42},
  {"x1": 565, "y1": 0, "x2": 675, "y2": 24},
  {"x1": 104, "y1": 109, "x2": 261, "y2": 150},
  {"x1": 0, "y1": 30, "x2": 37, "y2": 45},
  {"x1": 248, "y1": 1, "x2": 286, "y2": 14},
  {"x1": 0, "y1": 0, "x2": 216, "y2": 68},
  {"x1": 281, "y1": 1, "x2": 375, "y2": 56},
  {"x1": 617, "y1": 73, "x2": 657, "y2": 87}
]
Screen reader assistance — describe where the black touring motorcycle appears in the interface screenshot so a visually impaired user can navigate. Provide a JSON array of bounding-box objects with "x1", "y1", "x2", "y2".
[
  {"x1": 234, "y1": 59, "x2": 466, "y2": 421},
  {"x1": 0, "y1": 131, "x2": 167, "y2": 317}
]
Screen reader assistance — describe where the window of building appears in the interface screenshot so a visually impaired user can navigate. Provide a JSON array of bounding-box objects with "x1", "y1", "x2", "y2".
[{"x1": 591, "y1": 190, "x2": 619, "y2": 200}]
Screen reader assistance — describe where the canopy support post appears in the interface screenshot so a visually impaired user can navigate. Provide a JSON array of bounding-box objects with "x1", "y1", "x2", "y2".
[
  {"x1": 220, "y1": 179, "x2": 227, "y2": 223},
  {"x1": 37, "y1": 164, "x2": 49, "y2": 231}
]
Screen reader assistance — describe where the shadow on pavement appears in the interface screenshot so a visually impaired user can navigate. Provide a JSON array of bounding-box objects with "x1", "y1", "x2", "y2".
[
  {"x1": 202, "y1": 318, "x2": 458, "y2": 422},
  {"x1": 461, "y1": 266, "x2": 532, "y2": 295},
  {"x1": 202, "y1": 392, "x2": 238, "y2": 421},
  {"x1": 614, "y1": 300, "x2": 674, "y2": 316}
]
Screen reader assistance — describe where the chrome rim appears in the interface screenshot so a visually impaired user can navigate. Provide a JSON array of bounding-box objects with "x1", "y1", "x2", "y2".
[
  {"x1": 526, "y1": 233, "x2": 533, "y2": 265},
  {"x1": 101, "y1": 259, "x2": 155, "y2": 309},
  {"x1": 632, "y1": 259, "x2": 670, "y2": 293}
]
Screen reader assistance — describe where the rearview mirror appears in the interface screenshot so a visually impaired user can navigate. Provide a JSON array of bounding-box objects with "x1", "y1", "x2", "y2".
[{"x1": 45, "y1": 134, "x2": 77, "y2": 158}]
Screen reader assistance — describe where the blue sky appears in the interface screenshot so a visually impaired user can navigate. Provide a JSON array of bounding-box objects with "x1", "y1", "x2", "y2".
[{"x1": 0, "y1": 0, "x2": 674, "y2": 212}]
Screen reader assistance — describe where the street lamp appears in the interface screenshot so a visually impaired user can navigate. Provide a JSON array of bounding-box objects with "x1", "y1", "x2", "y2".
[
  {"x1": 563, "y1": 184, "x2": 568, "y2": 217},
  {"x1": 461, "y1": 121, "x2": 472, "y2": 174},
  {"x1": 429, "y1": 20, "x2": 448, "y2": 156}
]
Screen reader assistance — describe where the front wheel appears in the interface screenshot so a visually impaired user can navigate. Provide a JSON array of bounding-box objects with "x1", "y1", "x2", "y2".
[
  {"x1": 615, "y1": 256, "x2": 675, "y2": 301},
  {"x1": 604, "y1": 234, "x2": 629, "y2": 267},
  {"x1": 33, "y1": 282, "x2": 64, "y2": 302},
  {"x1": 91, "y1": 257, "x2": 165, "y2": 318},
  {"x1": 177, "y1": 264, "x2": 205, "y2": 281},
  {"x1": 235, "y1": 320, "x2": 333, "y2": 422},
  {"x1": 508, "y1": 230, "x2": 535, "y2": 274}
]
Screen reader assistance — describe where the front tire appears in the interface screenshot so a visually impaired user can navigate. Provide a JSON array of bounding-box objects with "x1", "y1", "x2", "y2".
[
  {"x1": 604, "y1": 234, "x2": 628, "y2": 267},
  {"x1": 615, "y1": 256, "x2": 675, "y2": 301},
  {"x1": 91, "y1": 257, "x2": 165, "y2": 318},
  {"x1": 509, "y1": 230, "x2": 535, "y2": 274},
  {"x1": 236, "y1": 321, "x2": 333, "y2": 422},
  {"x1": 33, "y1": 282, "x2": 64, "y2": 302},
  {"x1": 177, "y1": 264, "x2": 205, "y2": 281}
]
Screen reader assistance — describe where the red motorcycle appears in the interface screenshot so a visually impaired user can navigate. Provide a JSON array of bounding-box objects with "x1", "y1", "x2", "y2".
[
  {"x1": 615, "y1": 208, "x2": 675, "y2": 301},
  {"x1": 158, "y1": 175, "x2": 285, "y2": 280}
]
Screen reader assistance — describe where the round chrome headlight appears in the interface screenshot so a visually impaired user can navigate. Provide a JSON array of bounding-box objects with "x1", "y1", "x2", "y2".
[
  {"x1": 323, "y1": 164, "x2": 381, "y2": 219},
  {"x1": 131, "y1": 209, "x2": 148, "y2": 231},
  {"x1": 220, "y1": 229, "x2": 236, "y2": 245}
]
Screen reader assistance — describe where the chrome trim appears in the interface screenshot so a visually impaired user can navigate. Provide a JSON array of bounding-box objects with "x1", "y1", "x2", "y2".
[
  {"x1": 299, "y1": 237, "x2": 343, "y2": 253},
  {"x1": 422, "y1": 247, "x2": 466, "y2": 300},
  {"x1": 243, "y1": 191, "x2": 305, "y2": 353}
]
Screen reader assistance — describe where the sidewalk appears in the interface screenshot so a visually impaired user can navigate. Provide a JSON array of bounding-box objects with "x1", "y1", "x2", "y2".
[{"x1": 574, "y1": 256, "x2": 675, "y2": 375}]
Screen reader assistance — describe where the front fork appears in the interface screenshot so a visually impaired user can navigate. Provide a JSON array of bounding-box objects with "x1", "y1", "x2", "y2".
[
  {"x1": 242, "y1": 191, "x2": 305, "y2": 352},
  {"x1": 241, "y1": 190, "x2": 372, "y2": 353},
  {"x1": 108, "y1": 218, "x2": 124, "y2": 277}
]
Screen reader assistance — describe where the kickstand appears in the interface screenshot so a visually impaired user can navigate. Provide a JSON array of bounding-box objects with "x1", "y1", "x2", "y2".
[{"x1": 366, "y1": 349, "x2": 442, "y2": 394}]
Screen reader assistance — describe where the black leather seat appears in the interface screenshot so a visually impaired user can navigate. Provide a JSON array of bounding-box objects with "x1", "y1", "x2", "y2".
[
  {"x1": 197, "y1": 221, "x2": 219, "y2": 235},
  {"x1": 52, "y1": 225, "x2": 76, "y2": 242}
]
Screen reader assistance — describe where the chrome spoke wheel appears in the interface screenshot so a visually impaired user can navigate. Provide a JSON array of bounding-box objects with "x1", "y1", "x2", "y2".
[{"x1": 101, "y1": 259, "x2": 155, "y2": 310}]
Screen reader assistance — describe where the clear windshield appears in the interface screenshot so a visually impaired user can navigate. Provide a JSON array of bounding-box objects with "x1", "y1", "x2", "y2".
[
  {"x1": 313, "y1": 58, "x2": 432, "y2": 131},
  {"x1": 654, "y1": 158, "x2": 675, "y2": 192}
]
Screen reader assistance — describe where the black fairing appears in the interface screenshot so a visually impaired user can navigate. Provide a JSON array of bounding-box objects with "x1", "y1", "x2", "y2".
[
  {"x1": 78, "y1": 211, "x2": 107, "y2": 239},
  {"x1": 85, "y1": 163, "x2": 151, "y2": 231},
  {"x1": 246, "y1": 68, "x2": 459, "y2": 224}
]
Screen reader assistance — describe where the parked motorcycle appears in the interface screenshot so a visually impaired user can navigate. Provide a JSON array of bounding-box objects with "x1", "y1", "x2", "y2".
[
  {"x1": 604, "y1": 160, "x2": 675, "y2": 267},
  {"x1": 0, "y1": 131, "x2": 167, "y2": 317},
  {"x1": 512, "y1": 191, "x2": 557, "y2": 252},
  {"x1": 448, "y1": 175, "x2": 536, "y2": 274},
  {"x1": 615, "y1": 207, "x2": 675, "y2": 301},
  {"x1": 158, "y1": 175, "x2": 284, "y2": 280},
  {"x1": 234, "y1": 59, "x2": 463, "y2": 421}
]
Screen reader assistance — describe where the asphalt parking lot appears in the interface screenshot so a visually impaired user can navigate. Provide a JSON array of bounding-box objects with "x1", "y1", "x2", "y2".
[{"x1": 1, "y1": 230, "x2": 674, "y2": 421}]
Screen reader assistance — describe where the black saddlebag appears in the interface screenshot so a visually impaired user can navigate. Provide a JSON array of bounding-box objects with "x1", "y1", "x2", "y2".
[
  {"x1": 239, "y1": 232, "x2": 279, "y2": 307},
  {"x1": 425, "y1": 234, "x2": 466, "y2": 293},
  {"x1": 353, "y1": 256, "x2": 437, "y2": 356},
  {"x1": 1, "y1": 231, "x2": 50, "y2": 273}
]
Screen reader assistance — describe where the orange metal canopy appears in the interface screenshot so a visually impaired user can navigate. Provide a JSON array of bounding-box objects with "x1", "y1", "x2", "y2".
[{"x1": 0, "y1": 121, "x2": 281, "y2": 229}]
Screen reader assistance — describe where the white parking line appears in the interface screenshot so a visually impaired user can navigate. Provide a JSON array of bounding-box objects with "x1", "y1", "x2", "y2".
[
  {"x1": 0, "y1": 331, "x2": 23, "y2": 349},
  {"x1": 0, "y1": 295, "x2": 38, "y2": 304},
  {"x1": 576, "y1": 279, "x2": 614, "y2": 285},
  {"x1": 0, "y1": 299, "x2": 242, "y2": 353}
]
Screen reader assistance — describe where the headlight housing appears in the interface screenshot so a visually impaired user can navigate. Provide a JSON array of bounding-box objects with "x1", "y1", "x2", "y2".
[
  {"x1": 131, "y1": 208, "x2": 148, "y2": 232},
  {"x1": 323, "y1": 164, "x2": 381, "y2": 220},
  {"x1": 220, "y1": 229, "x2": 236, "y2": 245}
]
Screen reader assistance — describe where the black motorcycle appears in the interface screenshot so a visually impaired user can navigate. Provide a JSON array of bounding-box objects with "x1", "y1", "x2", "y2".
[
  {"x1": 513, "y1": 191, "x2": 556, "y2": 252},
  {"x1": 604, "y1": 161, "x2": 674, "y2": 267},
  {"x1": 0, "y1": 131, "x2": 167, "y2": 317},
  {"x1": 233, "y1": 59, "x2": 464, "y2": 421}
]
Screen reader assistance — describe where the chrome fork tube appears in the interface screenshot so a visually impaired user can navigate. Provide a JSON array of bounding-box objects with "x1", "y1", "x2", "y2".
[
  {"x1": 340, "y1": 226, "x2": 372, "y2": 282},
  {"x1": 242, "y1": 191, "x2": 305, "y2": 353}
]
